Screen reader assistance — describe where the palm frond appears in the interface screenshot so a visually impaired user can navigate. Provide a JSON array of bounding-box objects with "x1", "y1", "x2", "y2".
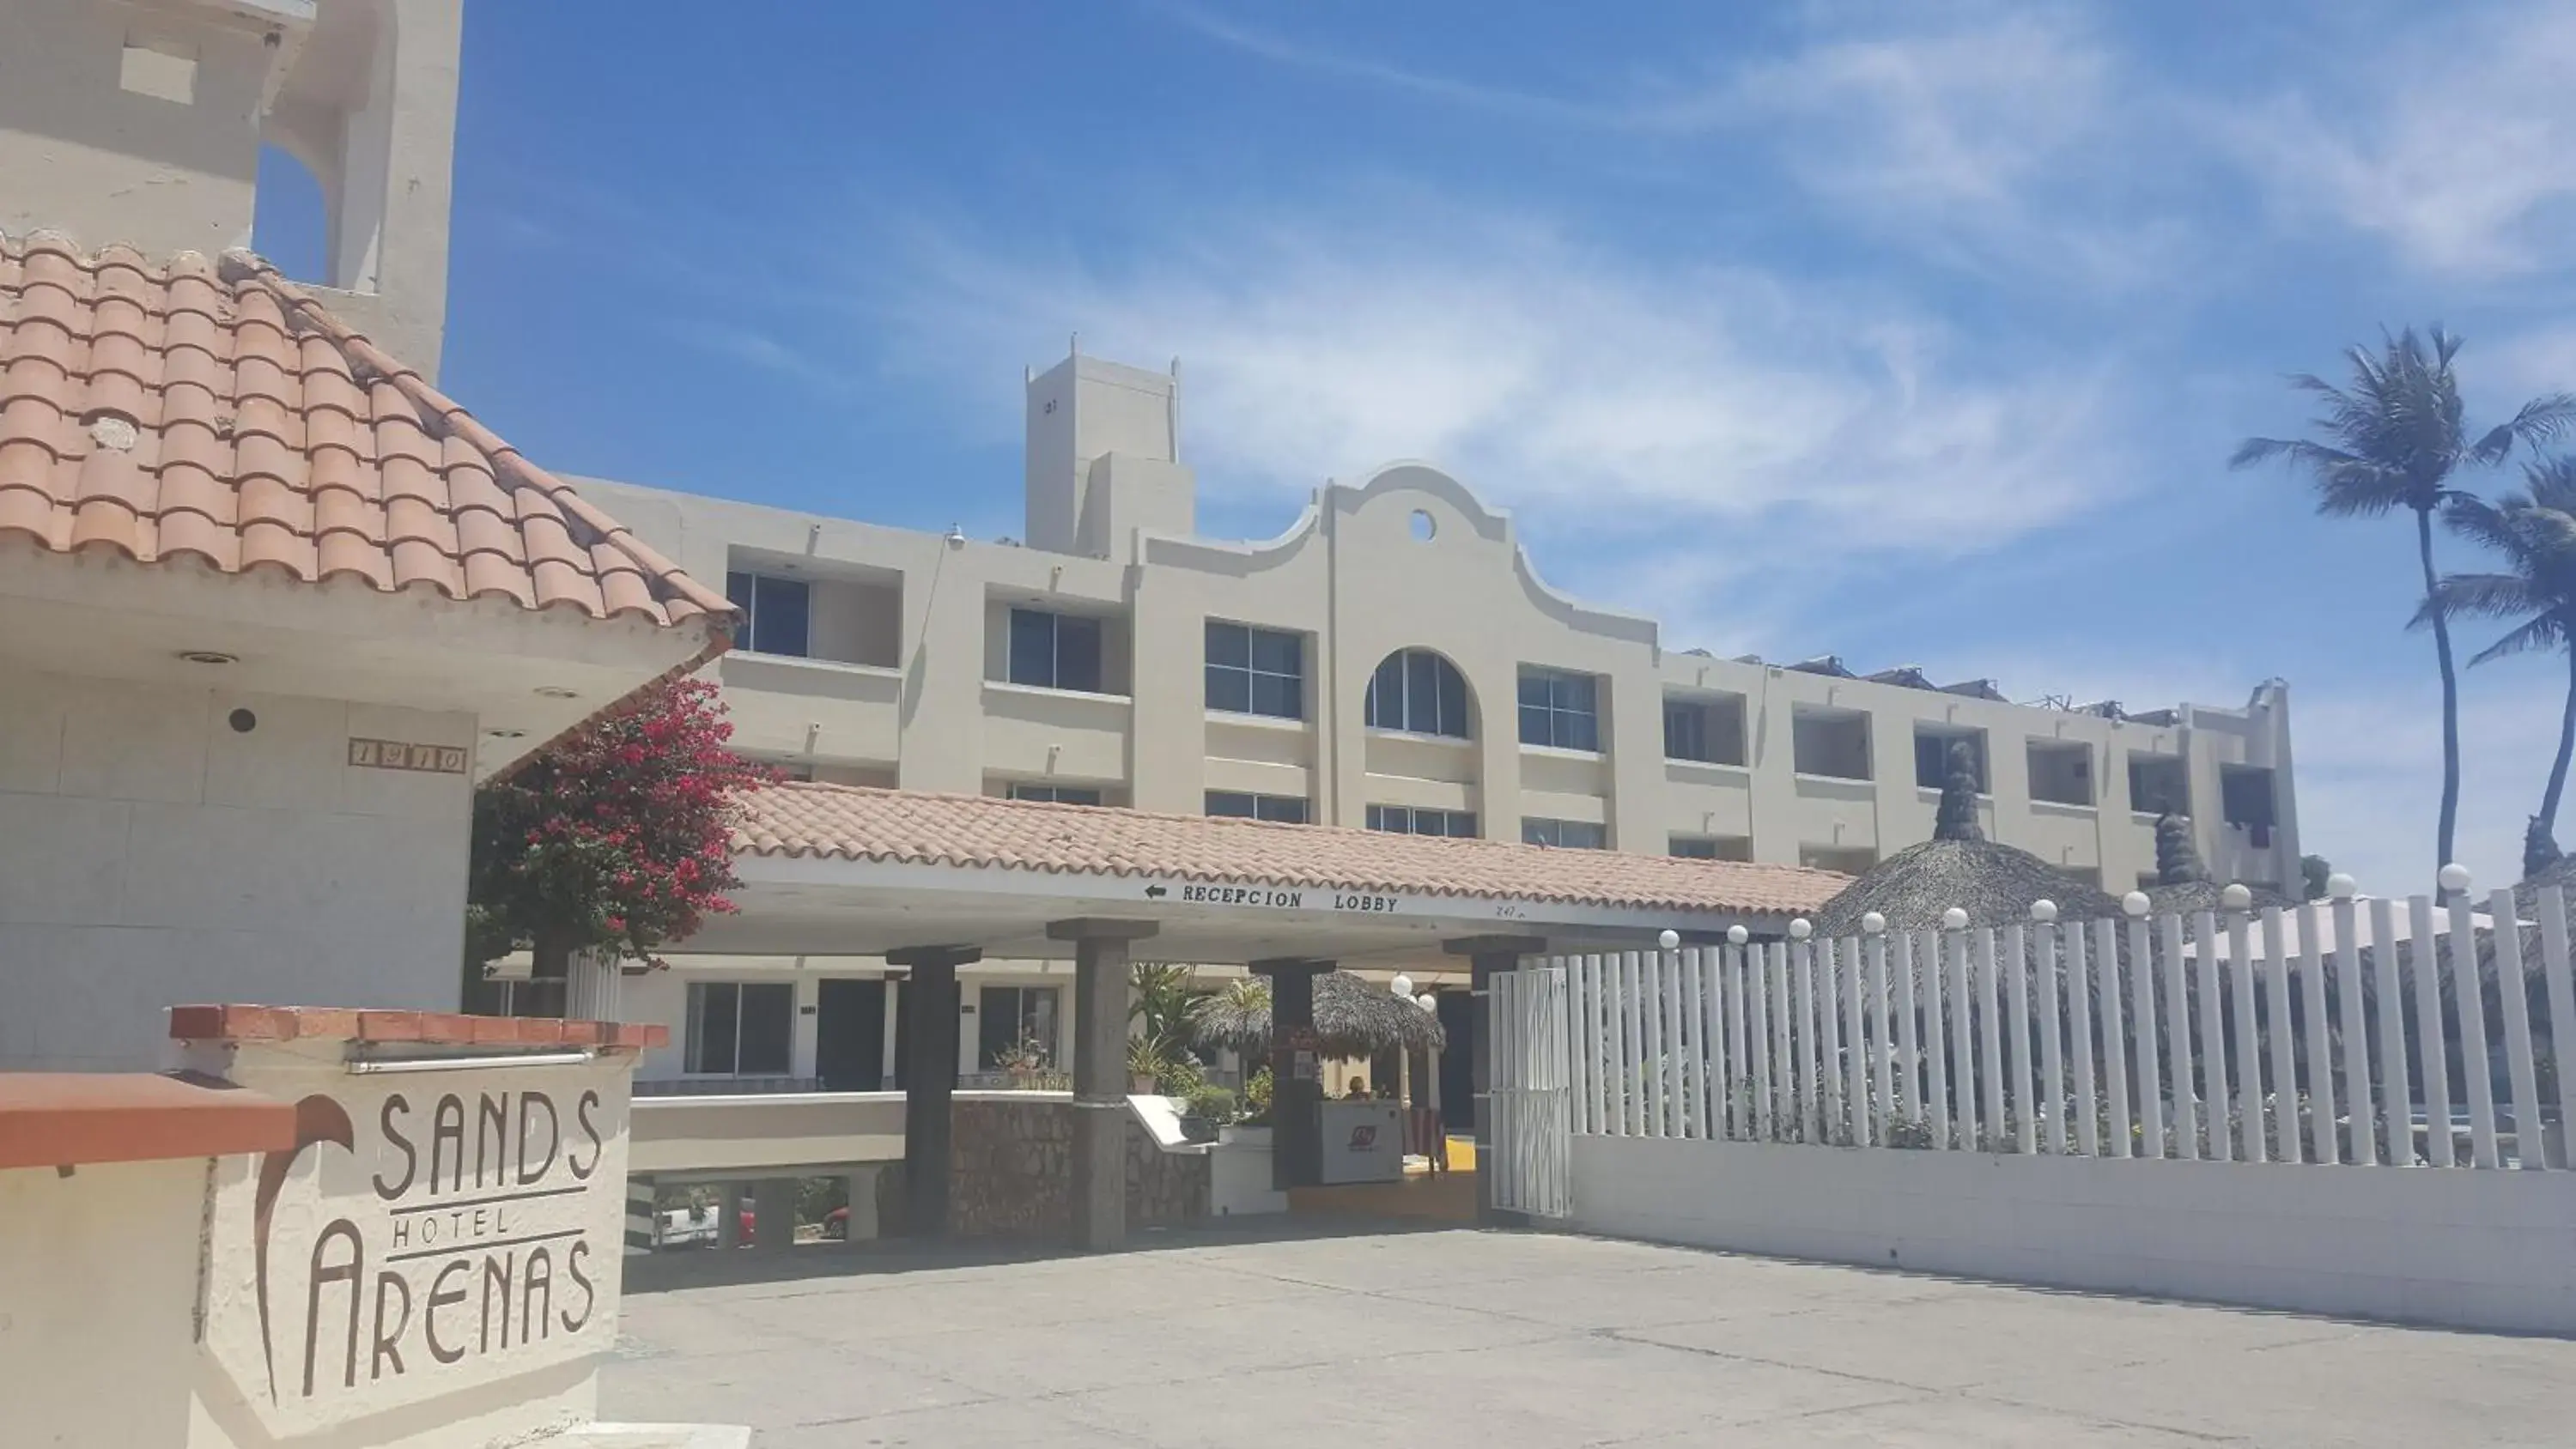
[
  {"x1": 2471, "y1": 394, "x2": 2576, "y2": 464},
  {"x1": 2469, "y1": 614, "x2": 2568, "y2": 665},
  {"x1": 2418, "y1": 571, "x2": 2548, "y2": 629}
]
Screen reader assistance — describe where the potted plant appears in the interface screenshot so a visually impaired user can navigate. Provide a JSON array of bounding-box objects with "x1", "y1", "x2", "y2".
[
  {"x1": 1127, "y1": 1037, "x2": 1167, "y2": 1094},
  {"x1": 994, "y1": 1032, "x2": 1050, "y2": 1089},
  {"x1": 1178, "y1": 1084, "x2": 1236, "y2": 1143},
  {"x1": 1220, "y1": 1067, "x2": 1275, "y2": 1148}
]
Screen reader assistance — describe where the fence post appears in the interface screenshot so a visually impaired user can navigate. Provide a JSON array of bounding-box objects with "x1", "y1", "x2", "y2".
[
  {"x1": 1746, "y1": 930, "x2": 1773, "y2": 1140},
  {"x1": 1922, "y1": 928, "x2": 1952, "y2": 1149},
  {"x1": 2296, "y1": 899, "x2": 2336, "y2": 1166},
  {"x1": 2090, "y1": 917, "x2": 2126, "y2": 1158},
  {"x1": 2225, "y1": 893, "x2": 2264, "y2": 1163},
  {"x1": 1727, "y1": 931, "x2": 1753, "y2": 1140},
  {"x1": 2161, "y1": 909, "x2": 2199, "y2": 1160},
  {"x1": 1867, "y1": 916, "x2": 1895, "y2": 1146},
  {"x1": 1791, "y1": 922, "x2": 1820, "y2": 1143},
  {"x1": 2488, "y1": 886, "x2": 2544, "y2": 1172},
  {"x1": 1978, "y1": 926, "x2": 2008, "y2": 1151},
  {"x1": 2260, "y1": 904, "x2": 2299, "y2": 1165},
  {"x1": 2331, "y1": 883, "x2": 2374, "y2": 1166},
  {"x1": 2126, "y1": 896, "x2": 2165, "y2": 1160},
  {"x1": 2032, "y1": 904, "x2": 2066, "y2": 1155},
  {"x1": 1946, "y1": 916, "x2": 1978, "y2": 1149},
  {"x1": 2443, "y1": 866, "x2": 2500, "y2": 1169},
  {"x1": 2191, "y1": 910, "x2": 2230, "y2": 1162},
  {"x1": 2539, "y1": 886, "x2": 2576, "y2": 1169},
  {"x1": 1818, "y1": 934, "x2": 1846, "y2": 1141},
  {"x1": 2369, "y1": 896, "x2": 2413, "y2": 1166}
]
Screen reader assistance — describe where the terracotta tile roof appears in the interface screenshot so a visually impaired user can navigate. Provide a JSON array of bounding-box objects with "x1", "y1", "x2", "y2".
[
  {"x1": 736, "y1": 783, "x2": 1850, "y2": 918},
  {"x1": 0, "y1": 231, "x2": 732, "y2": 629}
]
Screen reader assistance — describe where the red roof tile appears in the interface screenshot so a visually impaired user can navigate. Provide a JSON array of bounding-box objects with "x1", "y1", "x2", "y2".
[
  {"x1": 736, "y1": 783, "x2": 1850, "y2": 918},
  {"x1": 168, "y1": 1003, "x2": 665, "y2": 1051},
  {"x1": 0, "y1": 232, "x2": 732, "y2": 631}
]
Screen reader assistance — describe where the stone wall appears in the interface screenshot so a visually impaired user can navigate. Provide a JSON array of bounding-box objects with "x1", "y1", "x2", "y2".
[{"x1": 945, "y1": 1097, "x2": 1209, "y2": 1240}]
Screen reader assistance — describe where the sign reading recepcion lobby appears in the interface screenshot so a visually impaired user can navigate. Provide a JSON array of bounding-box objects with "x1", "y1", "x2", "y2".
[{"x1": 169, "y1": 1005, "x2": 664, "y2": 1448}]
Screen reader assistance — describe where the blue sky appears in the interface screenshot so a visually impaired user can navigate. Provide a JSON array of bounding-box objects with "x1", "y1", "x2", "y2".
[{"x1": 259, "y1": 0, "x2": 2576, "y2": 894}]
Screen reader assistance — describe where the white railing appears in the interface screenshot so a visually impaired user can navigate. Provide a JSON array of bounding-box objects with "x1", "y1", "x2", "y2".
[{"x1": 1560, "y1": 874, "x2": 2574, "y2": 1170}]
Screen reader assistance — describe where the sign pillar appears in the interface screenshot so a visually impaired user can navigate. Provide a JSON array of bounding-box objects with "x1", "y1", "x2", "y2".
[
  {"x1": 1444, "y1": 935, "x2": 1547, "y2": 1225},
  {"x1": 166, "y1": 1003, "x2": 666, "y2": 1447},
  {"x1": 886, "y1": 945, "x2": 980, "y2": 1239},
  {"x1": 1251, "y1": 958, "x2": 1334, "y2": 1192},
  {"x1": 1048, "y1": 919, "x2": 1159, "y2": 1251}
]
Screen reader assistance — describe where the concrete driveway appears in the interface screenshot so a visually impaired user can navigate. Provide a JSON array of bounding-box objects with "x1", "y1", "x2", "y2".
[{"x1": 605, "y1": 1223, "x2": 2576, "y2": 1446}]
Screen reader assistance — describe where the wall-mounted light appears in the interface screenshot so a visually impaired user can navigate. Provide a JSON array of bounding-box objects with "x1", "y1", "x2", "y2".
[
  {"x1": 535, "y1": 686, "x2": 580, "y2": 700},
  {"x1": 178, "y1": 649, "x2": 238, "y2": 666}
]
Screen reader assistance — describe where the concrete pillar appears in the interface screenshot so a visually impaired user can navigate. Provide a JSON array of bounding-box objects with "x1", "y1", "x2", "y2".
[
  {"x1": 841, "y1": 1166, "x2": 882, "y2": 1243},
  {"x1": 1251, "y1": 959, "x2": 1332, "y2": 1191},
  {"x1": 1048, "y1": 918, "x2": 1159, "y2": 1252},
  {"x1": 719, "y1": 1181, "x2": 750, "y2": 1249},
  {"x1": 753, "y1": 1178, "x2": 797, "y2": 1252},
  {"x1": 888, "y1": 945, "x2": 981, "y2": 1238},
  {"x1": 880, "y1": 978, "x2": 902, "y2": 1088},
  {"x1": 1443, "y1": 936, "x2": 1546, "y2": 1225}
]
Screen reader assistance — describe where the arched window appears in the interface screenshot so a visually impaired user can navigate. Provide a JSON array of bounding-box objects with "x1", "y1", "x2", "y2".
[{"x1": 1365, "y1": 649, "x2": 1472, "y2": 738}]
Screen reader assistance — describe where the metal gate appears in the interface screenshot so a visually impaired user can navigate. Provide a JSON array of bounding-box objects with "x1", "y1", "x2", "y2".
[{"x1": 1489, "y1": 965, "x2": 1573, "y2": 1217}]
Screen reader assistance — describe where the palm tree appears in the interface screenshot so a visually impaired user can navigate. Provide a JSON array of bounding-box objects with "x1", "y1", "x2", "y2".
[
  {"x1": 2233, "y1": 327, "x2": 2576, "y2": 885},
  {"x1": 2420, "y1": 457, "x2": 2576, "y2": 874}
]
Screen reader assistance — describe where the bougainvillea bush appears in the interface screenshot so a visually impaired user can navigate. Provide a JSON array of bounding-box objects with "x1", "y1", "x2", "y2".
[{"x1": 465, "y1": 676, "x2": 775, "y2": 985}]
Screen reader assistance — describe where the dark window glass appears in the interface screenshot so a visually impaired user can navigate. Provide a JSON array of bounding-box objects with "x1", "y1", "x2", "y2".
[
  {"x1": 977, "y1": 986, "x2": 1060, "y2": 1071},
  {"x1": 1008, "y1": 783, "x2": 1103, "y2": 806},
  {"x1": 1056, "y1": 614, "x2": 1103, "y2": 693},
  {"x1": 2222, "y1": 768, "x2": 2275, "y2": 828},
  {"x1": 1665, "y1": 702, "x2": 1708, "y2": 761},
  {"x1": 1206, "y1": 791, "x2": 1308, "y2": 823},
  {"x1": 1009, "y1": 608, "x2": 1055, "y2": 687},
  {"x1": 1671, "y1": 836, "x2": 1719, "y2": 859},
  {"x1": 1206, "y1": 621, "x2": 1250, "y2": 669},
  {"x1": 753, "y1": 577, "x2": 810, "y2": 658},
  {"x1": 1520, "y1": 669, "x2": 1600, "y2": 749},
  {"x1": 1367, "y1": 650, "x2": 1469, "y2": 737},
  {"x1": 686, "y1": 983, "x2": 738, "y2": 1074},
  {"x1": 1522, "y1": 818, "x2": 1606, "y2": 849},
  {"x1": 1206, "y1": 621, "x2": 1303, "y2": 718},
  {"x1": 738, "y1": 983, "x2": 794, "y2": 1076},
  {"x1": 723, "y1": 571, "x2": 811, "y2": 658}
]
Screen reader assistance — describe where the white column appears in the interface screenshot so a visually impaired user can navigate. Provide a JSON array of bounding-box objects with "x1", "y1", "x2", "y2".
[{"x1": 881, "y1": 978, "x2": 902, "y2": 1088}]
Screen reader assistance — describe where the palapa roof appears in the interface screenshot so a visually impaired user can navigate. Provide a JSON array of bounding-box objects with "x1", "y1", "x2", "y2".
[
  {"x1": 1812, "y1": 837, "x2": 2128, "y2": 938},
  {"x1": 1189, "y1": 972, "x2": 1445, "y2": 1059}
]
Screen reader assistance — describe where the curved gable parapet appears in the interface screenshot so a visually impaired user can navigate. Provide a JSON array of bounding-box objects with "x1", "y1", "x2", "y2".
[
  {"x1": 1335, "y1": 461, "x2": 1657, "y2": 646},
  {"x1": 1137, "y1": 492, "x2": 1326, "y2": 576}
]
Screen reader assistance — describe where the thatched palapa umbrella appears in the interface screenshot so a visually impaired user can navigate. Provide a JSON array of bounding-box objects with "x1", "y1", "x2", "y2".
[
  {"x1": 1812, "y1": 743, "x2": 2125, "y2": 938},
  {"x1": 1189, "y1": 972, "x2": 1446, "y2": 1059},
  {"x1": 2140, "y1": 812, "x2": 2296, "y2": 916}
]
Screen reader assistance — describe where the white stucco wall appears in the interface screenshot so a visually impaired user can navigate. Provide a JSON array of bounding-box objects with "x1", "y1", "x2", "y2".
[
  {"x1": 0, "y1": 1155, "x2": 209, "y2": 1447},
  {"x1": 0, "y1": 668, "x2": 472, "y2": 1070},
  {"x1": 1565, "y1": 1136, "x2": 2576, "y2": 1336}
]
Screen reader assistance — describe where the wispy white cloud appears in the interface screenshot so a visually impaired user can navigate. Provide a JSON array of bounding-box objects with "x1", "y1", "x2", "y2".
[
  {"x1": 866, "y1": 203, "x2": 2126, "y2": 559},
  {"x1": 2214, "y1": 0, "x2": 2576, "y2": 279}
]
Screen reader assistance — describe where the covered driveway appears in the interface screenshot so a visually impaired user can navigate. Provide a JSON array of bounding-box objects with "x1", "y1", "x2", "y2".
[
  {"x1": 603, "y1": 1223, "x2": 2576, "y2": 1447},
  {"x1": 678, "y1": 783, "x2": 1844, "y2": 1248}
]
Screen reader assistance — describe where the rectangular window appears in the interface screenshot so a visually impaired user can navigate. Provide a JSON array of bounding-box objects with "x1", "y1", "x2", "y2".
[
  {"x1": 1007, "y1": 607, "x2": 1105, "y2": 693},
  {"x1": 2221, "y1": 766, "x2": 2275, "y2": 828},
  {"x1": 684, "y1": 981, "x2": 794, "y2": 1076},
  {"x1": 724, "y1": 571, "x2": 811, "y2": 658},
  {"x1": 1522, "y1": 817, "x2": 1607, "y2": 849},
  {"x1": 1791, "y1": 710, "x2": 1872, "y2": 780},
  {"x1": 1006, "y1": 783, "x2": 1103, "y2": 806},
  {"x1": 1669, "y1": 835, "x2": 1752, "y2": 861},
  {"x1": 1205, "y1": 621, "x2": 1305, "y2": 719},
  {"x1": 1206, "y1": 790, "x2": 1309, "y2": 823},
  {"x1": 1914, "y1": 727, "x2": 1988, "y2": 791},
  {"x1": 1663, "y1": 694, "x2": 1747, "y2": 765},
  {"x1": 978, "y1": 985, "x2": 1060, "y2": 1071},
  {"x1": 2026, "y1": 739, "x2": 2093, "y2": 807},
  {"x1": 2129, "y1": 755, "x2": 2190, "y2": 815},
  {"x1": 1517, "y1": 668, "x2": 1601, "y2": 751},
  {"x1": 1365, "y1": 803, "x2": 1478, "y2": 837}
]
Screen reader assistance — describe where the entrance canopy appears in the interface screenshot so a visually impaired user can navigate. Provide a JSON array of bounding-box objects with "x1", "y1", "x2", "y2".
[{"x1": 707, "y1": 784, "x2": 1847, "y2": 965}]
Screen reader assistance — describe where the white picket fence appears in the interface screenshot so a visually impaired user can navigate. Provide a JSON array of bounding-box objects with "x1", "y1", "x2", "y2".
[{"x1": 1557, "y1": 879, "x2": 2576, "y2": 1170}]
